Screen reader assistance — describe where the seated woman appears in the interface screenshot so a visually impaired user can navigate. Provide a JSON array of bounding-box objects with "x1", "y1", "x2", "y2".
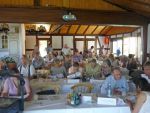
[
  {"x1": 50, "y1": 59, "x2": 67, "y2": 78},
  {"x1": 132, "y1": 78, "x2": 150, "y2": 113},
  {"x1": 68, "y1": 62, "x2": 82, "y2": 79},
  {"x1": 1, "y1": 68, "x2": 31, "y2": 99}
]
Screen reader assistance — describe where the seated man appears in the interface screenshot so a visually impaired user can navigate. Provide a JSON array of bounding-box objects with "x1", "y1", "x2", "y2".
[
  {"x1": 83, "y1": 59, "x2": 101, "y2": 79},
  {"x1": 101, "y1": 67, "x2": 129, "y2": 95},
  {"x1": 50, "y1": 59, "x2": 67, "y2": 78},
  {"x1": 18, "y1": 55, "x2": 35, "y2": 79},
  {"x1": 32, "y1": 52, "x2": 45, "y2": 69},
  {"x1": 68, "y1": 62, "x2": 82, "y2": 79}
]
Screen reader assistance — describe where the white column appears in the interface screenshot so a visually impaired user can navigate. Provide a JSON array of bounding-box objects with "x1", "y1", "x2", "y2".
[{"x1": 19, "y1": 24, "x2": 26, "y2": 57}]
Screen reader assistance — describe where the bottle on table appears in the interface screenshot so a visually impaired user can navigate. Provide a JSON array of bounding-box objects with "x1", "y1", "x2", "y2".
[{"x1": 107, "y1": 83, "x2": 112, "y2": 97}]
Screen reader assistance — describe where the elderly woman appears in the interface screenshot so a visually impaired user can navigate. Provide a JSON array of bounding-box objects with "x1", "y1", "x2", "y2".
[{"x1": 1, "y1": 68, "x2": 31, "y2": 99}]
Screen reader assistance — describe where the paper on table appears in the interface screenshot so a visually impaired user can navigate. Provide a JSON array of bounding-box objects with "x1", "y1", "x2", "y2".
[
  {"x1": 97, "y1": 97, "x2": 117, "y2": 106},
  {"x1": 82, "y1": 96, "x2": 92, "y2": 103}
]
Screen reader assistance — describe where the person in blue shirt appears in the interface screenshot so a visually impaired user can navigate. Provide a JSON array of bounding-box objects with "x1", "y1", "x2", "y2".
[{"x1": 101, "y1": 67, "x2": 129, "y2": 95}]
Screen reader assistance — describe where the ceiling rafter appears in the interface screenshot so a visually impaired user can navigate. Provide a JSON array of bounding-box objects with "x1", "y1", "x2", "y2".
[
  {"x1": 66, "y1": 25, "x2": 71, "y2": 34},
  {"x1": 49, "y1": 24, "x2": 63, "y2": 34},
  {"x1": 103, "y1": 0, "x2": 150, "y2": 19},
  {"x1": 75, "y1": 25, "x2": 81, "y2": 35},
  {"x1": 83, "y1": 25, "x2": 90, "y2": 35},
  {"x1": 91, "y1": 25, "x2": 99, "y2": 34},
  {"x1": 132, "y1": 0, "x2": 150, "y2": 6},
  {"x1": 98, "y1": 26, "x2": 107, "y2": 35}
]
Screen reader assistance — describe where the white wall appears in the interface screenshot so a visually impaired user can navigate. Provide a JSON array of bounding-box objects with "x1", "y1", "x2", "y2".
[{"x1": 0, "y1": 23, "x2": 25, "y2": 62}]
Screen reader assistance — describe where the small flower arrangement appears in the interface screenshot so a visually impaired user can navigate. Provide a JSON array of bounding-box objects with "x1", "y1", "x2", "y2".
[{"x1": 1, "y1": 56, "x2": 16, "y2": 64}]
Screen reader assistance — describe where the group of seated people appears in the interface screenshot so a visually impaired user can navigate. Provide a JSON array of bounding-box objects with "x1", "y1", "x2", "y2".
[{"x1": 0, "y1": 44, "x2": 150, "y2": 113}]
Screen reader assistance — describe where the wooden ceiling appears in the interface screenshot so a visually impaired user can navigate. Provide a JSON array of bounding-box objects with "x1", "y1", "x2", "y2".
[
  {"x1": 25, "y1": 24, "x2": 138, "y2": 36},
  {"x1": 0, "y1": 0, "x2": 149, "y2": 20}
]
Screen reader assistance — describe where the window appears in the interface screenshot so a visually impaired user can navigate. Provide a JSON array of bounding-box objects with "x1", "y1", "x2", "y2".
[
  {"x1": 0, "y1": 35, "x2": 8, "y2": 49},
  {"x1": 113, "y1": 39, "x2": 122, "y2": 56}
]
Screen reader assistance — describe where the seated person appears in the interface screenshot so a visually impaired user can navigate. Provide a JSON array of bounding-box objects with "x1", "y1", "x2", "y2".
[
  {"x1": 63, "y1": 55, "x2": 72, "y2": 72},
  {"x1": 101, "y1": 67, "x2": 129, "y2": 95},
  {"x1": 132, "y1": 61, "x2": 150, "y2": 86},
  {"x1": 1, "y1": 68, "x2": 31, "y2": 99},
  {"x1": 50, "y1": 59, "x2": 67, "y2": 78},
  {"x1": 68, "y1": 62, "x2": 82, "y2": 79},
  {"x1": 72, "y1": 50, "x2": 83, "y2": 63},
  {"x1": 18, "y1": 55, "x2": 35, "y2": 79},
  {"x1": 83, "y1": 59, "x2": 101, "y2": 79},
  {"x1": 32, "y1": 52, "x2": 45, "y2": 69},
  {"x1": 132, "y1": 78, "x2": 150, "y2": 113}
]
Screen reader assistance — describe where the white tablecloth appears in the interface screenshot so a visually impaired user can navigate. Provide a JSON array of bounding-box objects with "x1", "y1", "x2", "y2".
[{"x1": 24, "y1": 95, "x2": 131, "y2": 113}]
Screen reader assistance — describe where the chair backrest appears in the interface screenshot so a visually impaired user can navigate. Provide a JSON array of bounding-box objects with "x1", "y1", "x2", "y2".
[{"x1": 71, "y1": 83, "x2": 93, "y2": 93}]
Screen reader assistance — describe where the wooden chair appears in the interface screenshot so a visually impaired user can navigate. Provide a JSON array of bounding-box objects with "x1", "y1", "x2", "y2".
[{"x1": 71, "y1": 83, "x2": 93, "y2": 93}]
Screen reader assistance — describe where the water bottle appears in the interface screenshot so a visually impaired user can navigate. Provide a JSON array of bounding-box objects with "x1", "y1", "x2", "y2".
[{"x1": 107, "y1": 83, "x2": 112, "y2": 97}]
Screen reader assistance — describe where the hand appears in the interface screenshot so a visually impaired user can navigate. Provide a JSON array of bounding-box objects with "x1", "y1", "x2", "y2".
[{"x1": 113, "y1": 89, "x2": 122, "y2": 95}]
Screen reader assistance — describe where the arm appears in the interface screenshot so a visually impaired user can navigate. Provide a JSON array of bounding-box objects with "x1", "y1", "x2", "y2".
[
  {"x1": 101, "y1": 77, "x2": 110, "y2": 95},
  {"x1": 24, "y1": 78, "x2": 31, "y2": 98},
  {"x1": 30, "y1": 65, "x2": 35, "y2": 76},
  {"x1": 132, "y1": 92, "x2": 146, "y2": 113},
  {"x1": 1, "y1": 79, "x2": 9, "y2": 97}
]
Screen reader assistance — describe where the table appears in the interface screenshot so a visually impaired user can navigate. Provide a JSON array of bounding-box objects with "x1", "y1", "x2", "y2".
[{"x1": 24, "y1": 95, "x2": 131, "y2": 113}]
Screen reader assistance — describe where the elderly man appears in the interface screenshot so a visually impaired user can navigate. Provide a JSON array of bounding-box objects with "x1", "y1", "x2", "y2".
[
  {"x1": 32, "y1": 52, "x2": 45, "y2": 69},
  {"x1": 101, "y1": 67, "x2": 129, "y2": 95},
  {"x1": 18, "y1": 55, "x2": 35, "y2": 79},
  {"x1": 62, "y1": 44, "x2": 71, "y2": 55},
  {"x1": 84, "y1": 59, "x2": 101, "y2": 79}
]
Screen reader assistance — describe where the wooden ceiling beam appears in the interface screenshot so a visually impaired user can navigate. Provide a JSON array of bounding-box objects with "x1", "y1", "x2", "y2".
[
  {"x1": 132, "y1": 0, "x2": 150, "y2": 6},
  {"x1": 49, "y1": 24, "x2": 63, "y2": 34},
  {"x1": 99, "y1": 26, "x2": 107, "y2": 35},
  {"x1": 75, "y1": 25, "x2": 81, "y2": 34},
  {"x1": 66, "y1": 25, "x2": 71, "y2": 34},
  {"x1": 104, "y1": 0, "x2": 150, "y2": 19},
  {"x1": 91, "y1": 25, "x2": 99, "y2": 34},
  {"x1": 0, "y1": 7, "x2": 148, "y2": 25},
  {"x1": 83, "y1": 25, "x2": 90, "y2": 35}
]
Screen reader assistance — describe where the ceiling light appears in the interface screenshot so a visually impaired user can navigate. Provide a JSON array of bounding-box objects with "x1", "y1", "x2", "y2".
[{"x1": 62, "y1": 12, "x2": 77, "y2": 21}]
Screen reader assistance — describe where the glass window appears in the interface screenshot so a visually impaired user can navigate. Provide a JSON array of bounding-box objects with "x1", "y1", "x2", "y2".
[
  {"x1": 1, "y1": 35, "x2": 8, "y2": 49},
  {"x1": 39, "y1": 40, "x2": 47, "y2": 57},
  {"x1": 112, "y1": 39, "x2": 122, "y2": 56}
]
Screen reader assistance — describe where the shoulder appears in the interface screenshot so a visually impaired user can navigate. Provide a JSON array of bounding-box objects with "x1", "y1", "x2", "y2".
[{"x1": 137, "y1": 92, "x2": 147, "y2": 103}]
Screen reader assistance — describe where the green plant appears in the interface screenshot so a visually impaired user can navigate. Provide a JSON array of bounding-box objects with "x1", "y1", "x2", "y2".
[{"x1": 1, "y1": 56, "x2": 16, "y2": 64}]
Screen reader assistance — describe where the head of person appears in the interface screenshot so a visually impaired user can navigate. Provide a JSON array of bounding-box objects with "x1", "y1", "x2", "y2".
[
  {"x1": 73, "y1": 62, "x2": 79, "y2": 71},
  {"x1": 64, "y1": 44, "x2": 68, "y2": 48},
  {"x1": 134, "y1": 78, "x2": 150, "y2": 92},
  {"x1": 143, "y1": 61, "x2": 150, "y2": 77},
  {"x1": 91, "y1": 46, "x2": 94, "y2": 49},
  {"x1": 90, "y1": 59, "x2": 97, "y2": 68},
  {"x1": 54, "y1": 59, "x2": 60, "y2": 67},
  {"x1": 112, "y1": 67, "x2": 122, "y2": 80},
  {"x1": 34, "y1": 52, "x2": 40, "y2": 59},
  {"x1": 74, "y1": 49, "x2": 79, "y2": 55},
  {"x1": 21, "y1": 55, "x2": 28, "y2": 65},
  {"x1": 109, "y1": 54, "x2": 115, "y2": 61}
]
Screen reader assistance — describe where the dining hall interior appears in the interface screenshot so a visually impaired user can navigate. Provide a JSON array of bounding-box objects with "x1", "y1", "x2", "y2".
[{"x1": 0, "y1": 0, "x2": 150, "y2": 113}]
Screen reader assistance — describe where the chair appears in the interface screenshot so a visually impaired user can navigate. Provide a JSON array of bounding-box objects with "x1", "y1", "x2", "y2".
[{"x1": 71, "y1": 83, "x2": 93, "y2": 93}]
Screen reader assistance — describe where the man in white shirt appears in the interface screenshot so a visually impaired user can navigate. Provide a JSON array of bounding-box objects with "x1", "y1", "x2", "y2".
[
  {"x1": 62, "y1": 44, "x2": 71, "y2": 55},
  {"x1": 18, "y1": 55, "x2": 35, "y2": 79}
]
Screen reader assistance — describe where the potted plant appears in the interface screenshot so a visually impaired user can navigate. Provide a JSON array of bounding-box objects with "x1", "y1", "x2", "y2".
[{"x1": 1, "y1": 56, "x2": 16, "y2": 69}]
